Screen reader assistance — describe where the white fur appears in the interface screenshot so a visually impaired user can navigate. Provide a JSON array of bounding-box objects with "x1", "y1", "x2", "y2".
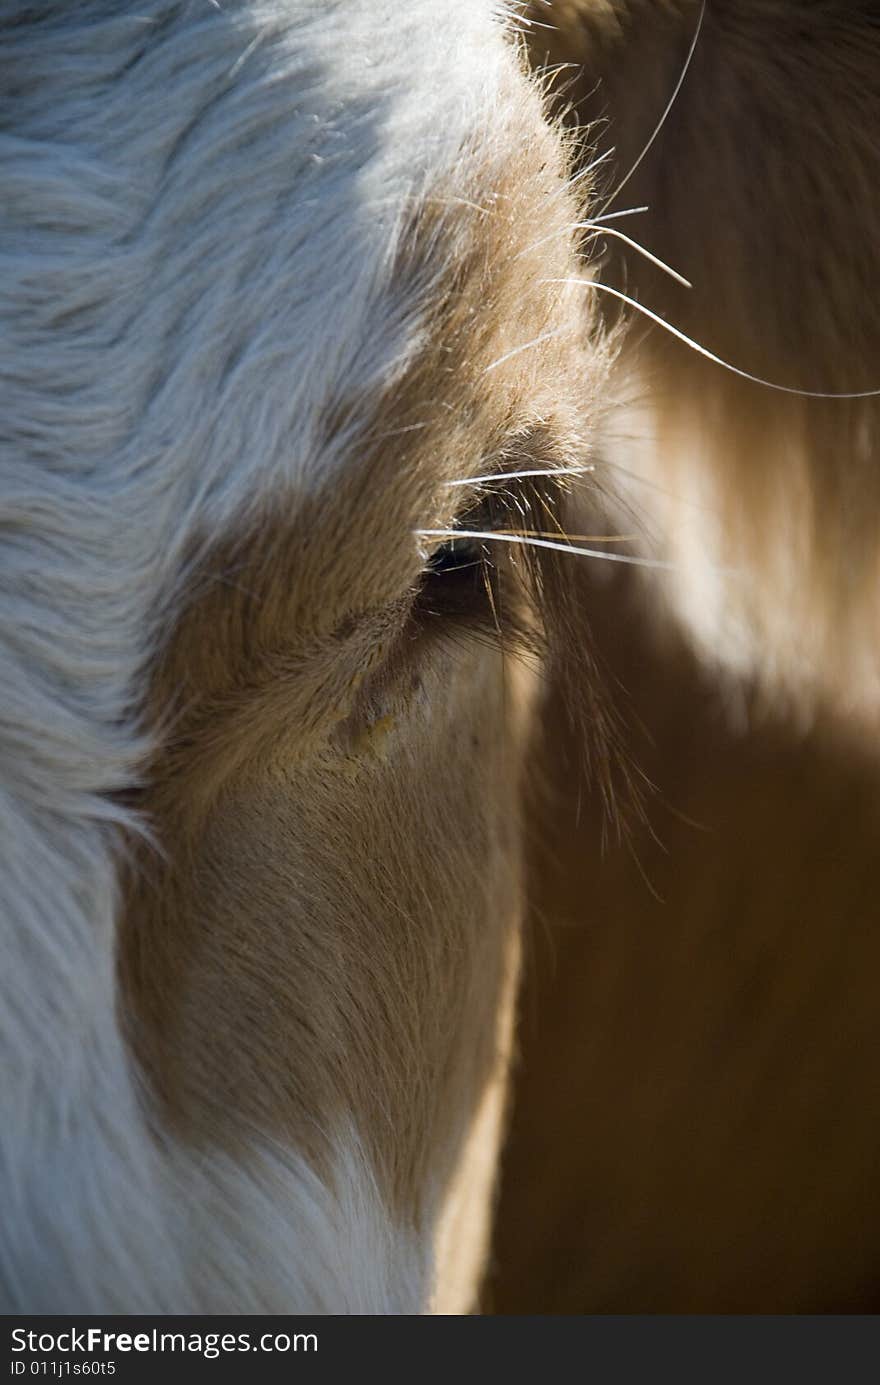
[
  {"x1": 5, "y1": 1121, "x2": 427, "y2": 1314},
  {"x1": 181, "y1": 1134, "x2": 430, "y2": 1315},
  {"x1": 0, "y1": 0, "x2": 521, "y2": 1312}
]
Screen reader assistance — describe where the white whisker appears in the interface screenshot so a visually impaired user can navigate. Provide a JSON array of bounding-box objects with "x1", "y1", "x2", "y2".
[
  {"x1": 601, "y1": 0, "x2": 706, "y2": 215},
  {"x1": 589, "y1": 206, "x2": 650, "y2": 224},
  {"x1": 566, "y1": 147, "x2": 615, "y2": 191},
  {"x1": 548, "y1": 278, "x2": 880, "y2": 399},
  {"x1": 583, "y1": 224, "x2": 692, "y2": 288},
  {"x1": 516, "y1": 218, "x2": 583, "y2": 259},
  {"x1": 483, "y1": 326, "x2": 570, "y2": 374},
  {"x1": 448, "y1": 466, "x2": 592, "y2": 487},
  {"x1": 416, "y1": 527, "x2": 689, "y2": 573},
  {"x1": 494, "y1": 528, "x2": 640, "y2": 543},
  {"x1": 519, "y1": 215, "x2": 689, "y2": 286}
]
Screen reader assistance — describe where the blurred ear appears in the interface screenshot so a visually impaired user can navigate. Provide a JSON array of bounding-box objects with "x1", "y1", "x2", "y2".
[{"x1": 525, "y1": 1, "x2": 880, "y2": 721}]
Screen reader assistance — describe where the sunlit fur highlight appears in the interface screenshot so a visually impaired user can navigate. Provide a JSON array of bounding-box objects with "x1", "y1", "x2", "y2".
[
  {"x1": 5, "y1": 0, "x2": 879, "y2": 1316},
  {"x1": 0, "y1": 0, "x2": 611, "y2": 1312},
  {"x1": 525, "y1": 0, "x2": 880, "y2": 721}
]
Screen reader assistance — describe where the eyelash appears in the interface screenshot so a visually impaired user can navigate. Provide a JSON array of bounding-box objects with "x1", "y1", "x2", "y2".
[
  {"x1": 413, "y1": 483, "x2": 555, "y2": 649},
  {"x1": 415, "y1": 508, "x2": 500, "y2": 630}
]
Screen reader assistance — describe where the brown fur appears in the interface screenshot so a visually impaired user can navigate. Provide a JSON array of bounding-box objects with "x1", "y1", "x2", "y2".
[
  {"x1": 107, "y1": 2, "x2": 880, "y2": 1311},
  {"x1": 526, "y1": 0, "x2": 880, "y2": 714},
  {"x1": 494, "y1": 569, "x2": 880, "y2": 1312},
  {"x1": 486, "y1": 1, "x2": 880, "y2": 1312},
  {"x1": 120, "y1": 95, "x2": 610, "y2": 1304}
]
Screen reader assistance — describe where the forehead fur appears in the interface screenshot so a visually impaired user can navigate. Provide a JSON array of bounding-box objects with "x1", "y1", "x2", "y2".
[
  {"x1": 0, "y1": 0, "x2": 602, "y2": 1310},
  {"x1": 121, "y1": 5, "x2": 601, "y2": 1229},
  {"x1": 3, "y1": 0, "x2": 547, "y2": 544},
  {"x1": 0, "y1": 1, "x2": 590, "y2": 734}
]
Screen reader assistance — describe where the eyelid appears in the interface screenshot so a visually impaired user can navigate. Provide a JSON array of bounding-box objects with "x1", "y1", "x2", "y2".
[{"x1": 423, "y1": 458, "x2": 576, "y2": 560}]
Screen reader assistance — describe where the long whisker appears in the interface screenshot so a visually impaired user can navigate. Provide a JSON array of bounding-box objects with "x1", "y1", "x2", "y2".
[
  {"x1": 518, "y1": 215, "x2": 689, "y2": 286},
  {"x1": 583, "y1": 223, "x2": 692, "y2": 288},
  {"x1": 549, "y1": 278, "x2": 880, "y2": 400},
  {"x1": 493, "y1": 528, "x2": 641, "y2": 543},
  {"x1": 589, "y1": 206, "x2": 650, "y2": 224},
  {"x1": 566, "y1": 147, "x2": 615, "y2": 191},
  {"x1": 448, "y1": 465, "x2": 592, "y2": 487},
  {"x1": 601, "y1": 0, "x2": 706, "y2": 216},
  {"x1": 516, "y1": 219, "x2": 591, "y2": 260},
  {"x1": 416, "y1": 527, "x2": 691, "y2": 573}
]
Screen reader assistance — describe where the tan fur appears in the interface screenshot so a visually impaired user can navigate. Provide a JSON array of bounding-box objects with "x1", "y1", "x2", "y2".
[
  {"x1": 120, "y1": 106, "x2": 608, "y2": 1299},
  {"x1": 17, "y1": 0, "x2": 880, "y2": 1312}
]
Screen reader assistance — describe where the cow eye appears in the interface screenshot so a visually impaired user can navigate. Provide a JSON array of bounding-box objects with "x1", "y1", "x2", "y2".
[
  {"x1": 412, "y1": 463, "x2": 568, "y2": 647},
  {"x1": 425, "y1": 532, "x2": 485, "y2": 577},
  {"x1": 416, "y1": 528, "x2": 495, "y2": 626},
  {"x1": 412, "y1": 495, "x2": 510, "y2": 640}
]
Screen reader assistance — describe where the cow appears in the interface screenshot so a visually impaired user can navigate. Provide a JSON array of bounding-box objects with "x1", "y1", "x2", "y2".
[{"x1": 2, "y1": 0, "x2": 878, "y2": 1312}]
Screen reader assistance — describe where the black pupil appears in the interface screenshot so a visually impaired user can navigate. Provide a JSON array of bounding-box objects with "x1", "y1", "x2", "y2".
[{"x1": 427, "y1": 535, "x2": 484, "y2": 575}]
